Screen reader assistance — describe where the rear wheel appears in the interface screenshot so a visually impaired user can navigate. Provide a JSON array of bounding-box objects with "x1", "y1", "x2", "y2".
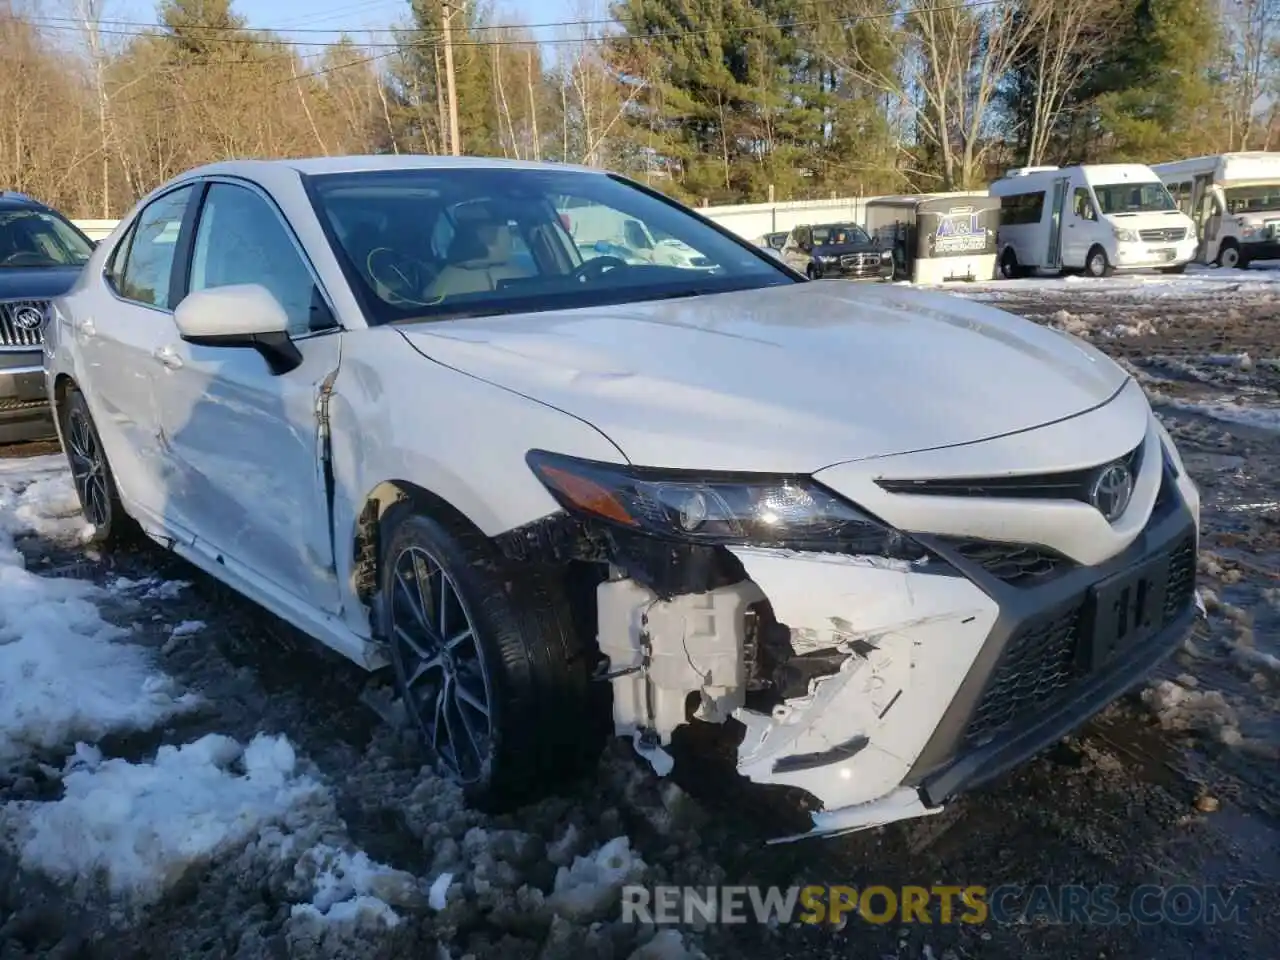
[
  {"x1": 378, "y1": 503, "x2": 606, "y2": 810},
  {"x1": 1085, "y1": 245, "x2": 1114, "y2": 278},
  {"x1": 59, "y1": 386, "x2": 131, "y2": 546}
]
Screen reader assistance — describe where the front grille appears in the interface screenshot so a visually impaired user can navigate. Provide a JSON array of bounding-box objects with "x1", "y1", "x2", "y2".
[
  {"x1": 0, "y1": 300, "x2": 48, "y2": 348},
  {"x1": 1139, "y1": 227, "x2": 1187, "y2": 243},
  {"x1": 840, "y1": 253, "x2": 874, "y2": 268},
  {"x1": 945, "y1": 539, "x2": 1072, "y2": 586},
  {"x1": 961, "y1": 535, "x2": 1197, "y2": 750},
  {"x1": 1163, "y1": 535, "x2": 1196, "y2": 622},
  {"x1": 963, "y1": 605, "x2": 1083, "y2": 748},
  {"x1": 877, "y1": 443, "x2": 1143, "y2": 508}
]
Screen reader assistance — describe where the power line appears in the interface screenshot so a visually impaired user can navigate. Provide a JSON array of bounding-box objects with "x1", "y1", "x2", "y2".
[{"x1": 24, "y1": 0, "x2": 1004, "y2": 53}]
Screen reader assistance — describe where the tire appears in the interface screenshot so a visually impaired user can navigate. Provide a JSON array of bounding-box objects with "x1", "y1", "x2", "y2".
[
  {"x1": 377, "y1": 502, "x2": 606, "y2": 811},
  {"x1": 1000, "y1": 248, "x2": 1021, "y2": 280},
  {"x1": 58, "y1": 386, "x2": 131, "y2": 546},
  {"x1": 1086, "y1": 245, "x2": 1114, "y2": 278},
  {"x1": 1216, "y1": 241, "x2": 1242, "y2": 270}
]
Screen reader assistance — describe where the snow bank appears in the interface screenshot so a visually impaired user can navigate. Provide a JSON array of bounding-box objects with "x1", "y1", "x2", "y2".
[
  {"x1": 0, "y1": 455, "x2": 90, "y2": 542},
  {"x1": 0, "y1": 528, "x2": 195, "y2": 763},
  {"x1": 7, "y1": 733, "x2": 330, "y2": 903}
]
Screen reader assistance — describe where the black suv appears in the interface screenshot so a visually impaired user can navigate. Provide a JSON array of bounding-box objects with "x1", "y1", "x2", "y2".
[
  {"x1": 781, "y1": 221, "x2": 894, "y2": 281},
  {"x1": 0, "y1": 192, "x2": 94, "y2": 444}
]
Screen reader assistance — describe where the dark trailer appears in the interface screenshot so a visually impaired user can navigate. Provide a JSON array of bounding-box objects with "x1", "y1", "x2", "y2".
[{"x1": 865, "y1": 193, "x2": 999, "y2": 283}]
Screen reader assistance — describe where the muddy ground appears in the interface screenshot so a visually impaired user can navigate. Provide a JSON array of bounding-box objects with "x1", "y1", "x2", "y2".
[{"x1": 1, "y1": 273, "x2": 1278, "y2": 959}]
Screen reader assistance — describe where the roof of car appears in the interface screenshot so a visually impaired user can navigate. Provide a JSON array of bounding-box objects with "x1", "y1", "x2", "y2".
[{"x1": 181, "y1": 155, "x2": 606, "y2": 180}]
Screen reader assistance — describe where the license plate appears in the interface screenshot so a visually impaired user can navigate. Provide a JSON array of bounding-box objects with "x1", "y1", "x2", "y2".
[{"x1": 1079, "y1": 553, "x2": 1171, "y2": 669}]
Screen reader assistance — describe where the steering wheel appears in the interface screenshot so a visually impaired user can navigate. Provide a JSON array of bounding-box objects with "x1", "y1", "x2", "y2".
[
  {"x1": 570, "y1": 255, "x2": 628, "y2": 283},
  {"x1": 0, "y1": 251, "x2": 52, "y2": 267},
  {"x1": 366, "y1": 247, "x2": 439, "y2": 307}
]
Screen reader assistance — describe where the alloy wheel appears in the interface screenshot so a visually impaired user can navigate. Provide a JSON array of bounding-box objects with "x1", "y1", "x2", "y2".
[
  {"x1": 1089, "y1": 252, "x2": 1106, "y2": 277},
  {"x1": 390, "y1": 545, "x2": 493, "y2": 783},
  {"x1": 67, "y1": 410, "x2": 111, "y2": 528},
  {"x1": 1220, "y1": 246, "x2": 1239, "y2": 269}
]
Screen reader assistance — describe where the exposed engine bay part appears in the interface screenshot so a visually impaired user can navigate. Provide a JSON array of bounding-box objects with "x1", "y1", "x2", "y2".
[
  {"x1": 596, "y1": 576, "x2": 767, "y2": 774},
  {"x1": 595, "y1": 543, "x2": 999, "y2": 837}
]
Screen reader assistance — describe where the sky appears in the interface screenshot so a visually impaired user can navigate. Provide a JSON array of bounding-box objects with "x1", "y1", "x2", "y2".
[{"x1": 108, "y1": 0, "x2": 581, "y2": 48}]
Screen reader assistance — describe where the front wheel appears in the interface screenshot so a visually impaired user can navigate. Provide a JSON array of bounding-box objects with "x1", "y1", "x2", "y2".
[
  {"x1": 1216, "y1": 241, "x2": 1242, "y2": 270},
  {"x1": 59, "y1": 386, "x2": 131, "y2": 545},
  {"x1": 378, "y1": 504, "x2": 606, "y2": 810},
  {"x1": 1086, "y1": 246, "x2": 1114, "y2": 278}
]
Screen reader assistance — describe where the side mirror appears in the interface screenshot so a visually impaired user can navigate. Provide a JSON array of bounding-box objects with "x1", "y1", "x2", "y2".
[{"x1": 174, "y1": 283, "x2": 302, "y2": 376}]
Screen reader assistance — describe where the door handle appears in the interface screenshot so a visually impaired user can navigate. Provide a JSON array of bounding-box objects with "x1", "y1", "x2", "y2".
[{"x1": 154, "y1": 344, "x2": 184, "y2": 370}]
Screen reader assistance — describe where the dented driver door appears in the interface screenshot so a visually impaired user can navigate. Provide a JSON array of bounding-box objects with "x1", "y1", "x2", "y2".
[{"x1": 153, "y1": 179, "x2": 343, "y2": 615}]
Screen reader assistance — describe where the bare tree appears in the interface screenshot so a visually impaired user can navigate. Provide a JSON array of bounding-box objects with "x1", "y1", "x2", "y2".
[
  {"x1": 831, "y1": 0, "x2": 1047, "y2": 188},
  {"x1": 1022, "y1": 0, "x2": 1123, "y2": 165},
  {"x1": 1222, "y1": 0, "x2": 1279, "y2": 149}
]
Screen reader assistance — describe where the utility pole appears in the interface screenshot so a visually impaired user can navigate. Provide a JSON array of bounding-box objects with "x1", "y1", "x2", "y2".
[{"x1": 441, "y1": 0, "x2": 461, "y2": 155}]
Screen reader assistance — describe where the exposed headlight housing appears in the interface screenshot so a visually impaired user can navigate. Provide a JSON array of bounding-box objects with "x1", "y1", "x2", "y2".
[
  {"x1": 1115, "y1": 228, "x2": 1140, "y2": 243},
  {"x1": 526, "y1": 450, "x2": 928, "y2": 559}
]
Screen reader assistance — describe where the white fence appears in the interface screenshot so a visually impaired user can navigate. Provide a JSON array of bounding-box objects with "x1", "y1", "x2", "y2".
[
  {"x1": 74, "y1": 195, "x2": 874, "y2": 246},
  {"x1": 73, "y1": 219, "x2": 120, "y2": 241},
  {"x1": 698, "y1": 197, "x2": 872, "y2": 240}
]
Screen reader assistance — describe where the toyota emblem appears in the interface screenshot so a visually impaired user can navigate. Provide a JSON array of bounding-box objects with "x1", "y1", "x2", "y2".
[
  {"x1": 1089, "y1": 461, "x2": 1134, "y2": 522},
  {"x1": 11, "y1": 305, "x2": 44, "y2": 331}
]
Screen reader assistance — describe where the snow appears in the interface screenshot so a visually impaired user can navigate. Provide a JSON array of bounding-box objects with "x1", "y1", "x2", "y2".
[
  {"x1": 946, "y1": 262, "x2": 1280, "y2": 301},
  {"x1": 6, "y1": 733, "x2": 329, "y2": 903},
  {"x1": 0, "y1": 454, "x2": 91, "y2": 542},
  {"x1": 0, "y1": 467, "x2": 197, "y2": 763},
  {"x1": 290, "y1": 844, "x2": 425, "y2": 927},
  {"x1": 547, "y1": 835, "x2": 647, "y2": 921}
]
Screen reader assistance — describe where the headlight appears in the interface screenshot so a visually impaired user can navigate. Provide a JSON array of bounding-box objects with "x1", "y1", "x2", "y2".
[
  {"x1": 1241, "y1": 225, "x2": 1259, "y2": 239},
  {"x1": 818, "y1": 254, "x2": 838, "y2": 263},
  {"x1": 1115, "y1": 228, "x2": 1140, "y2": 242},
  {"x1": 526, "y1": 450, "x2": 928, "y2": 559},
  {"x1": 879, "y1": 250, "x2": 893, "y2": 260}
]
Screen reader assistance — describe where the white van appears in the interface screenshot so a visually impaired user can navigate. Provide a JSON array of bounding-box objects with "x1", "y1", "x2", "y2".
[
  {"x1": 1152, "y1": 152, "x2": 1280, "y2": 268},
  {"x1": 989, "y1": 164, "x2": 1198, "y2": 278}
]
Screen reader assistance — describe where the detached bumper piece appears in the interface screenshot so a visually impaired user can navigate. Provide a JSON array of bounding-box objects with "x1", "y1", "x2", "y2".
[{"x1": 905, "y1": 465, "x2": 1198, "y2": 809}]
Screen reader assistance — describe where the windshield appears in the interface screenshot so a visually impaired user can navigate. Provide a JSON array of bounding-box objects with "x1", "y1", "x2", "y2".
[
  {"x1": 1092, "y1": 181, "x2": 1177, "y2": 215},
  {"x1": 811, "y1": 223, "x2": 871, "y2": 246},
  {"x1": 305, "y1": 168, "x2": 790, "y2": 325},
  {"x1": 1224, "y1": 183, "x2": 1280, "y2": 215},
  {"x1": 0, "y1": 208, "x2": 94, "y2": 268}
]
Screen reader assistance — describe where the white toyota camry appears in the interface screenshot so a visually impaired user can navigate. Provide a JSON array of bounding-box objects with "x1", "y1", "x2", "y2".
[{"x1": 43, "y1": 157, "x2": 1202, "y2": 839}]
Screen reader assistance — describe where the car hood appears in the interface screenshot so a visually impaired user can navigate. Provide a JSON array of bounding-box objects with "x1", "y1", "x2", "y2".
[
  {"x1": 396, "y1": 282, "x2": 1130, "y2": 473},
  {"x1": 0, "y1": 266, "x2": 83, "y2": 300}
]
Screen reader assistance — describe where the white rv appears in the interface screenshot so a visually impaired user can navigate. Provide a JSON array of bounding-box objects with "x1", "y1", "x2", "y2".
[
  {"x1": 1152, "y1": 152, "x2": 1280, "y2": 268},
  {"x1": 988, "y1": 164, "x2": 1198, "y2": 278}
]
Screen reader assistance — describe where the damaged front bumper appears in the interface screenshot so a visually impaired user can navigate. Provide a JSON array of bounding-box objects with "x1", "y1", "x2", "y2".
[{"x1": 594, "y1": 458, "x2": 1201, "y2": 841}]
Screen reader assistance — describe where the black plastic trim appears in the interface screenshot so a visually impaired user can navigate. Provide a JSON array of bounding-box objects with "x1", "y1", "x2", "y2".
[{"x1": 904, "y1": 461, "x2": 1196, "y2": 798}]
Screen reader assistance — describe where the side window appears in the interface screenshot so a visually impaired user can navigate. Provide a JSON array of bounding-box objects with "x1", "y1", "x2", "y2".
[
  {"x1": 1073, "y1": 188, "x2": 1096, "y2": 221},
  {"x1": 105, "y1": 220, "x2": 138, "y2": 294},
  {"x1": 189, "y1": 183, "x2": 322, "y2": 336},
  {"x1": 117, "y1": 187, "x2": 193, "y2": 309}
]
